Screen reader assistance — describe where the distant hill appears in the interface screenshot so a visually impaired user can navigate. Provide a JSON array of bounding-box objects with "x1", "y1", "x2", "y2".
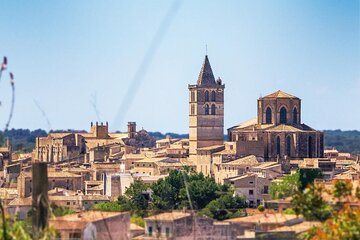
[
  {"x1": 323, "y1": 130, "x2": 360, "y2": 154},
  {"x1": 1, "y1": 129, "x2": 359, "y2": 155}
]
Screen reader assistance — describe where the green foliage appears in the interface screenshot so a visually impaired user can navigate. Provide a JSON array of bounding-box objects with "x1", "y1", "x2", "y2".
[
  {"x1": 0, "y1": 129, "x2": 47, "y2": 152},
  {"x1": 150, "y1": 170, "x2": 185, "y2": 210},
  {"x1": 120, "y1": 180, "x2": 150, "y2": 216},
  {"x1": 257, "y1": 204, "x2": 265, "y2": 212},
  {"x1": 180, "y1": 173, "x2": 220, "y2": 209},
  {"x1": 93, "y1": 201, "x2": 125, "y2": 212},
  {"x1": 292, "y1": 184, "x2": 332, "y2": 222},
  {"x1": 356, "y1": 186, "x2": 360, "y2": 200},
  {"x1": 130, "y1": 214, "x2": 145, "y2": 228},
  {"x1": 50, "y1": 204, "x2": 75, "y2": 217},
  {"x1": 200, "y1": 194, "x2": 247, "y2": 220},
  {"x1": 333, "y1": 180, "x2": 352, "y2": 199},
  {"x1": 324, "y1": 129, "x2": 360, "y2": 154},
  {"x1": 282, "y1": 208, "x2": 295, "y2": 215},
  {"x1": 0, "y1": 219, "x2": 56, "y2": 240},
  {"x1": 298, "y1": 168, "x2": 322, "y2": 190},
  {"x1": 270, "y1": 172, "x2": 300, "y2": 199}
]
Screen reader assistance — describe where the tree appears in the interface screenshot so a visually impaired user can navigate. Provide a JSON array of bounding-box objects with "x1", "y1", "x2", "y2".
[
  {"x1": 150, "y1": 170, "x2": 186, "y2": 210},
  {"x1": 180, "y1": 173, "x2": 221, "y2": 209},
  {"x1": 200, "y1": 194, "x2": 247, "y2": 220},
  {"x1": 300, "y1": 205, "x2": 360, "y2": 240},
  {"x1": 270, "y1": 172, "x2": 300, "y2": 199},
  {"x1": 122, "y1": 180, "x2": 150, "y2": 216},
  {"x1": 50, "y1": 204, "x2": 75, "y2": 217},
  {"x1": 93, "y1": 201, "x2": 126, "y2": 212},
  {"x1": 333, "y1": 180, "x2": 352, "y2": 199},
  {"x1": 292, "y1": 184, "x2": 332, "y2": 222},
  {"x1": 298, "y1": 168, "x2": 323, "y2": 190}
]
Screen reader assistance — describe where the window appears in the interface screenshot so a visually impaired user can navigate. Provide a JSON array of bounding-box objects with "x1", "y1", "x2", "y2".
[
  {"x1": 266, "y1": 107, "x2": 272, "y2": 124},
  {"x1": 230, "y1": 181, "x2": 234, "y2": 185},
  {"x1": 211, "y1": 104, "x2": 216, "y2": 115},
  {"x1": 67, "y1": 202, "x2": 70, "y2": 205},
  {"x1": 308, "y1": 136, "x2": 313, "y2": 158},
  {"x1": 280, "y1": 107, "x2": 287, "y2": 124},
  {"x1": 191, "y1": 104, "x2": 195, "y2": 115},
  {"x1": 191, "y1": 91, "x2": 195, "y2": 102},
  {"x1": 204, "y1": 104, "x2": 209, "y2": 115},
  {"x1": 276, "y1": 136, "x2": 281, "y2": 156},
  {"x1": 249, "y1": 181, "x2": 254, "y2": 184},
  {"x1": 286, "y1": 136, "x2": 291, "y2": 157},
  {"x1": 211, "y1": 91, "x2": 216, "y2": 101},
  {"x1": 205, "y1": 91, "x2": 209, "y2": 101},
  {"x1": 249, "y1": 190, "x2": 254, "y2": 195},
  {"x1": 166, "y1": 227, "x2": 170, "y2": 237},
  {"x1": 148, "y1": 226, "x2": 153, "y2": 236},
  {"x1": 263, "y1": 186, "x2": 269, "y2": 194},
  {"x1": 69, "y1": 232, "x2": 81, "y2": 239},
  {"x1": 293, "y1": 107, "x2": 298, "y2": 124}
]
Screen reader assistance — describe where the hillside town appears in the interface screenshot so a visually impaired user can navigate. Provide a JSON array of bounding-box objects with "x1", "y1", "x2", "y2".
[{"x1": 0, "y1": 55, "x2": 359, "y2": 239}]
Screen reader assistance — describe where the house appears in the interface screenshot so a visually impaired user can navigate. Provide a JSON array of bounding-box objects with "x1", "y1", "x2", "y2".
[
  {"x1": 143, "y1": 211, "x2": 242, "y2": 240},
  {"x1": 224, "y1": 173, "x2": 272, "y2": 207},
  {"x1": 17, "y1": 171, "x2": 83, "y2": 198},
  {"x1": 213, "y1": 155, "x2": 259, "y2": 184},
  {"x1": 50, "y1": 211, "x2": 130, "y2": 240}
]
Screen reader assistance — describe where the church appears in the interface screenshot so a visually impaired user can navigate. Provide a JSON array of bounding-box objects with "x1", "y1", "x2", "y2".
[
  {"x1": 228, "y1": 91, "x2": 324, "y2": 161},
  {"x1": 188, "y1": 55, "x2": 324, "y2": 164}
]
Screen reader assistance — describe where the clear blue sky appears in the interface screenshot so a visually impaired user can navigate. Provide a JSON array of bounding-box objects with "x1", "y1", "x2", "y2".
[{"x1": 0, "y1": 0, "x2": 359, "y2": 133}]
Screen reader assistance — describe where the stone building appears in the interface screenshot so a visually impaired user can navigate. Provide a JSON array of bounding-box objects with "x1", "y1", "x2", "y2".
[
  {"x1": 0, "y1": 138, "x2": 12, "y2": 168},
  {"x1": 17, "y1": 171, "x2": 82, "y2": 198},
  {"x1": 144, "y1": 211, "x2": 243, "y2": 240},
  {"x1": 50, "y1": 211, "x2": 130, "y2": 240},
  {"x1": 188, "y1": 55, "x2": 225, "y2": 156},
  {"x1": 228, "y1": 91, "x2": 324, "y2": 161}
]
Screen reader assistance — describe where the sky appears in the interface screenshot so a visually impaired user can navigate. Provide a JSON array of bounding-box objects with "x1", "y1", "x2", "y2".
[{"x1": 0, "y1": 0, "x2": 359, "y2": 133}]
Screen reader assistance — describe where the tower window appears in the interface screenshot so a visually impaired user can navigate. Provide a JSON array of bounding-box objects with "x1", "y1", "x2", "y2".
[
  {"x1": 286, "y1": 136, "x2": 291, "y2": 157},
  {"x1": 205, "y1": 91, "x2": 209, "y2": 101},
  {"x1": 266, "y1": 107, "x2": 272, "y2": 124},
  {"x1": 211, "y1": 91, "x2": 216, "y2": 101},
  {"x1": 205, "y1": 104, "x2": 209, "y2": 115},
  {"x1": 211, "y1": 104, "x2": 216, "y2": 115},
  {"x1": 308, "y1": 136, "x2": 313, "y2": 158},
  {"x1": 280, "y1": 107, "x2": 287, "y2": 124},
  {"x1": 191, "y1": 104, "x2": 195, "y2": 115},
  {"x1": 191, "y1": 91, "x2": 195, "y2": 102},
  {"x1": 276, "y1": 136, "x2": 281, "y2": 156},
  {"x1": 293, "y1": 107, "x2": 298, "y2": 124}
]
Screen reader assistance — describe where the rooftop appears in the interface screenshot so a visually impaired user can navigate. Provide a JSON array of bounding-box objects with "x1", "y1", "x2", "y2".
[
  {"x1": 222, "y1": 155, "x2": 259, "y2": 166},
  {"x1": 261, "y1": 90, "x2": 298, "y2": 99},
  {"x1": 50, "y1": 211, "x2": 128, "y2": 230},
  {"x1": 226, "y1": 213, "x2": 302, "y2": 225},
  {"x1": 145, "y1": 211, "x2": 191, "y2": 221}
]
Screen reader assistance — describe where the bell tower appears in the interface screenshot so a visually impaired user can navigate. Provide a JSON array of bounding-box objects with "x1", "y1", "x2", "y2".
[{"x1": 188, "y1": 55, "x2": 225, "y2": 156}]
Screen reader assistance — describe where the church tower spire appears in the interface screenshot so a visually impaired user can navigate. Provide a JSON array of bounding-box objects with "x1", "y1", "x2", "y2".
[
  {"x1": 188, "y1": 55, "x2": 225, "y2": 157},
  {"x1": 197, "y1": 55, "x2": 216, "y2": 85}
]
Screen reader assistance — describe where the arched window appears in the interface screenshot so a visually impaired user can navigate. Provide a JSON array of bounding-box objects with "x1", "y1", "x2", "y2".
[
  {"x1": 276, "y1": 136, "x2": 281, "y2": 156},
  {"x1": 280, "y1": 107, "x2": 287, "y2": 124},
  {"x1": 308, "y1": 136, "x2": 313, "y2": 158},
  {"x1": 205, "y1": 104, "x2": 209, "y2": 115},
  {"x1": 266, "y1": 107, "x2": 272, "y2": 124},
  {"x1": 211, "y1": 91, "x2": 216, "y2": 101},
  {"x1": 211, "y1": 104, "x2": 216, "y2": 115},
  {"x1": 191, "y1": 104, "x2": 195, "y2": 115},
  {"x1": 286, "y1": 136, "x2": 291, "y2": 157},
  {"x1": 293, "y1": 107, "x2": 298, "y2": 124},
  {"x1": 205, "y1": 91, "x2": 209, "y2": 101},
  {"x1": 191, "y1": 91, "x2": 195, "y2": 102}
]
